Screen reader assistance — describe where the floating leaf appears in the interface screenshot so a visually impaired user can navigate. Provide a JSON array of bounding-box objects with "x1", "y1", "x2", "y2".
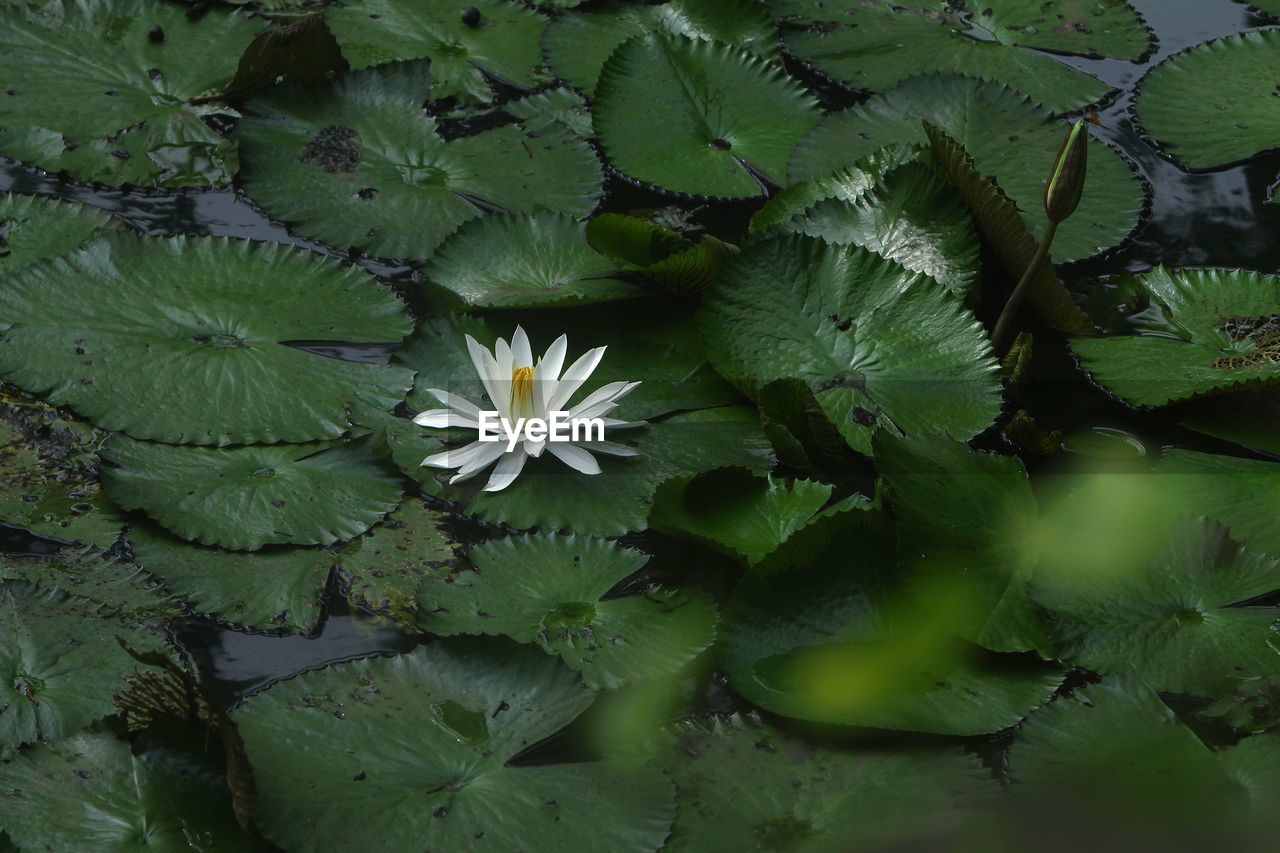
[
  {"x1": 0, "y1": 730, "x2": 258, "y2": 850},
  {"x1": 650, "y1": 470, "x2": 832, "y2": 564},
  {"x1": 718, "y1": 504, "x2": 1063, "y2": 735},
  {"x1": 500, "y1": 86, "x2": 593, "y2": 138},
  {"x1": 101, "y1": 435, "x2": 404, "y2": 551},
  {"x1": 419, "y1": 534, "x2": 717, "y2": 688},
  {"x1": 0, "y1": 390, "x2": 121, "y2": 548},
  {"x1": 1181, "y1": 388, "x2": 1280, "y2": 456},
  {"x1": 234, "y1": 642, "x2": 675, "y2": 851},
  {"x1": 790, "y1": 76, "x2": 1145, "y2": 263},
  {"x1": 697, "y1": 234, "x2": 1002, "y2": 455},
  {"x1": 757, "y1": 156, "x2": 980, "y2": 298},
  {"x1": 1160, "y1": 450, "x2": 1280, "y2": 560},
  {"x1": 1033, "y1": 520, "x2": 1280, "y2": 695},
  {"x1": 585, "y1": 213, "x2": 734, "y2": 296},
  {"x1": 593, "y1": 35, "x2": 822, "y2": 198},
  {"x1": 238, "y1": 61, "x2": 602, "y2": 260},
  {"x1": 0, "y1": 580, "x2": 167, "y2": 757},
  {"x1": 875, "y1": 431, "x2": 1048, "y2": 654},
  {"x1": 1071, "y1": 268, "x2": 1280, "y2": 407},
  {"x1": 661, "y1": 715, "x2": 996, "y2": 851},
  {"x1": 340, "y1": 497, "x2": 461, "y2": 625},
  {"x1": 1136, "y1": 30, "x2": 1280, "y2": 168},
  {"x1": 129, "y1": 523, "x2": 334, "y2": 633},
  {"x1": 423, "y1": 213, "x2": 647, "y2": 309},
  {"x1": 1220, "y1": 733, "x2": 1280, "y2": 807},
  {"x1": 0, "y1": 193, "x2": 115, "y2": 277},
  {"x1": 223, "y1": 13, "x2": 349, "y2": 101},
  {"x1": 326, "y1": 0, "x2": 551, "y2": 103},
  {"x1": 0, "y1": 235, "x2": 415, "y2": 446},
  {"x1": 542, "y1": 0, "x2": 778, "y2": 96},
  {"x1": 778, "y1": 2, "x2": 1116, "y2": 113},
  {"x1": 0, "y1": 0, "x2": 261, "y2": 186}
]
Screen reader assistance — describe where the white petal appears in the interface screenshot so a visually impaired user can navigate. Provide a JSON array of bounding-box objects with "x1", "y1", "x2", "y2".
[
  {"x1": 567, "y1": 380, "x2": 637, "y2": 416},
  {"x1": 412, "y1": 409, "x2": 479, "y2": 429},
  {"x1": 465, "y1": 336, "x2": 502, "y2": 414},
  {"x1": 538, "y1": 334, "x2": 568, "y2": 381},
  {"x1": 533, "y1": 334, "x2": 568, "y2": 417},
  {"x1": 422, "y1": 439, "x2": 492, "y2": 470},
  {"x1": 450, "y1": 440, "x2": 508, "y2": 482},
  {"x1": 547, "y1": 346, "x2": 606, "y2": 412},
  {"x1": 425, "y1": 388, "x2": 482, "y2": 419},
  {"x1": 483, "y1": 446, "x2": 528, "y2": 492},
  {"x1": 524, "y1": 437, "x2": 548, "y2": 458},
  {"x1": 547, "y1": 441, "x2": 602, "y2": 475},
  {"x1": 511, "y1": 326, "x2": 533, "y2": 368}
]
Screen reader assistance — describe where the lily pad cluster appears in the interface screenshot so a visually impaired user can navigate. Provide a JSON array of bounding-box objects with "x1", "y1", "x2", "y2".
[{"x1": 1, "y1": 0, "x2": 1279, "y2": 849}]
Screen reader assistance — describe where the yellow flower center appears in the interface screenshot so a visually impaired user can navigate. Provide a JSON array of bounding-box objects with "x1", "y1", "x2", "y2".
[{"x1": 510, "y1": 365, "x2": 535, "y2": 418}]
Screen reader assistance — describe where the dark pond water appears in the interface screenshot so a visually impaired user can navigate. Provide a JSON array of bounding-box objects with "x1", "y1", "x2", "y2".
[{"x1": 1, "y1": 0, "x2": 1277, "y2": 715}]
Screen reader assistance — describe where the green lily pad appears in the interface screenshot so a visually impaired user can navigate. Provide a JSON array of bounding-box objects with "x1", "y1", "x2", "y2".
[
  {"x1": 1033, "y1": 519, "x2": 1280, "y2": 695},
  {"x1": 542, "y1": 0, "x2": 778, "y2": 97},
  {"x1": 326, "y1": 0, "x2": 550, "y2": 103},
  {"x1": 1070, "y1": 268, "x2": 1280, "y2": 407},
  {"x1": 593, "y1": 34, "x2": 822, "y2": 198},
  {"x1": 661, "y1": 715, "x2": 996, "y2": 851},
  {"x1": 424, "y1": 213, "x2": 648, "y2": 309},
  {"x1": 789, "y1": 76, "x2": 1146, "y2": 264},
  {"x1": 500, "y1": 86, "x2": 593, "y2": 139},
  {"x1": 0, "y1": 580, "x2": 167, "y2": 757},
  {"x1": 101, "y1": 435, "x2": 405, "y2": 551},
  {"x1": 718, "y1": 503, "x2": 1064, "y2": 735},
  {"x1": 234, "y1": 641, "x2": 675, "y2": 851},
  {"x1": 875, "y1": 431, "x2": 1048, "y2": 655},
  {"x1": 1160, "y1": 450, "x2": 1280, "y2": 560},
  {"x1": 0, "y1": 390, "x2": 122, "y2": 548},
  {"x1": 0, "y1": 234, "x2": 415, "y2": 446},
  {"x1": 0, "y1": 546, "x2": 180, "y2": 622},
  {"x1": 0, "y1": 194, "x2": 115, "y2": 277},
  {"x1": 238, "y1": 61, "x2": 602, "y2": 261},
  {"x1": 777, "y1": 2, "x2": 1117, "y2": 113},
  {"x1": 756, "y1": 156, "x2": 980, "y2": 299},
  {"x1": 584, "y1": 213, "x2": 735, "y2": 297},
  {"x1": 0, "y1": 730, "x2": 258, "y2": 850},
  {"x1": 1136, "y1": 30, "x2": 1280, "y2": 169},
  {"x1": 1220, "y1": 733, "x2": 1280, "y2": 807},
  {"x1": 0, "y1": 0, "x2": 261, "y2": 187},
  {"x1": 1181, "y1": 388, "x2": 1280, "y2": 456},
  {"x1": 340, "y1": 497, "x2": 462, "y2": 625},
  {"x1": 419, "y1": 534, "x2": 717, "y2": 689},
  {"x1": 650, "y1": 470, "x2": 832, "y2": 564},
  {"x1": 129, "y1": 523, "x2": 334, "y2": 634},
  {"x1": 697, "y1": 234, "x2": 1002, "y2": 455}
]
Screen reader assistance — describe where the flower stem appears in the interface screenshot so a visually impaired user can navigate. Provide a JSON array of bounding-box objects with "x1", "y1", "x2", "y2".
[{"x1": 991, "y1": 220, "x2": 1058, "y2": 357}]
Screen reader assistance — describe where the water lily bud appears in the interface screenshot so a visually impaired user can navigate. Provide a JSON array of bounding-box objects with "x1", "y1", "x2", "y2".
[{"x1": 1044, "y1": 118, "x2": 1089, "y2": 224}]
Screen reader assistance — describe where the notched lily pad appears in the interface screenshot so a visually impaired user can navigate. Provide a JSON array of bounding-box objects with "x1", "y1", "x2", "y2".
[
  {"x1": 418, "y1": 533, "x2": 717, "y2": 689},
  {"x1": 0, "y1": 193, "x2": 116, "y2": 277},
  {"x1": 0, "y1": 234, "x2": 416, "y2": 446}
]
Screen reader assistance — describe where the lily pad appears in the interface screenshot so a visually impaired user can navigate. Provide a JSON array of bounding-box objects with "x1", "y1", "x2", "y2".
[
  {"x1": 423, "y1": 213, "x2": 648, "y2": 309},
  {"x1": 1033, "y1": 520, "x2": 1280, "y2": 695},
  {"x1": 0, "y1": 730, "x2": 258, "y2": 850},
  {"x1": 1070, "y1": 268, "x2": 1280, "y2": 407},
  {"x1": 340, "y1": 497, "x2": 462, "y2": 625},
  {"x1": 1160, "y1": 450, "x2": 1280, "y2": 560},
  {"x1": 697, "y1": 234, "x2": 1002, "y2": 455},
  {"x1": 789, "y1": 76, "x2": 1146, "y2": 263},
  {"x1": 0, "y1": 0, "x2": 261, "y2": 186},
  {"x1": 756, "y1": 157, "x2": 980, "y2": 298},
  {"x1": 0, "y1": 234, "x2": 415, "y2": 446},
  {"x1": 0, "y1": 580, "x2": 167, "y2": 757},
  {"x1": 237, "y1": 61, "x2": 603, "y2": 260},
  {"x1": 419, "y1": 534, "x2": 717, "y2": 689},
  {"x1": 326, "y1": 0, "x2": 551, "y2": 103},
  {"x1": 661, "y1": 715, "x2": 996, "y2": 851},
  {"x1": 1220, "y1": 733, "x2": 1280, "y2": 807},
  {"x1": 0, "y1": 194, "x2": 115, "y2": 277},
  {"x1": 1136, "y1": 30, "x2": 1280, "y2": 168},
  {"x1": 1181, "y1": 388, "x2": 1280, "y2": 456},
  {"x1": 233, "y1": 641, "x2": 675, "y2": 851},
  {"x1": 129, "y1": 523, "x2": 334, "y2": 634},
  {"x1": 0, "y1": 390, "x2": 122, "y2": 548},
  {"x1": 875, "y1": 431, "x2": 1048, "y2": 655},
  {"x1": 101, "y1": 435, "x2": 405, "y2": 551},
  {"x1": 542, "y1": 0, "x2": 779, "y2": 96},
  {"x1": 777, "y1": 2, "x2": 1118, "y2": 113},
  {"x1": 593, "y1": 34, "x2": 822, "y2": 198},
  {"x1": 718, "y1": 503, "x2": 1064, "y2": 735},
  {"x1": 650, "y1": 470, "x2": 832, "y2": 564}
]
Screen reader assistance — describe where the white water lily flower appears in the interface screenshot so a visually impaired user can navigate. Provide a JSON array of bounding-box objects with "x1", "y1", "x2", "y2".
[{"x1": 413, "y1": 327, "x2": 642, "y2": 492}]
